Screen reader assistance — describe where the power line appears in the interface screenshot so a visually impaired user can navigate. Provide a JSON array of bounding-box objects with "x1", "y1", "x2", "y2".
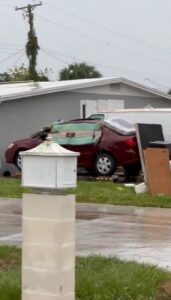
[
  {"x1": 36, "y1": 14, "x2": 171, "y2": 67},
  {"x1": 144, "y1": 77, "x2": 171, "y2": 90},
  {"x1": 0, "y1": 43, "x2": 24, "y2": 47},
  {"x1": 9, "y1": 51, "x2": 25, "y2": 69},
  {"x1": 0, "y1": 49, "x2": 25, "y2": 64},
  {"x1": 0, "y1": 47, "x2": 24, "y2": 51},
  {"x1": 40, "y1": 48, "x2": 70, "y2": 64},
  {"x1": 42, "y1": 47, "x2": 75, "y2": 60},
  {"x1": 0, "y1": 3, "x2": 14, "y2": 8},
  {"x1": 45, "y1": 2, "x2": 171, "y2": 55},
  {"x1": 0, "y1": 50, "x2": 23, "y2": 54},
  {"x1": 40, "y1": 46, "x2": 171, "y2": 81}
]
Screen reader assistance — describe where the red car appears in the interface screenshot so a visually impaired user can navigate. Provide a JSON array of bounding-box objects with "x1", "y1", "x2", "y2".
[
  {"x1": 5, "y1": 119, "x2": 141, "y2": 176},
  {"x1": 5, "y1": 130, "x2": 49, "y2": 171}
]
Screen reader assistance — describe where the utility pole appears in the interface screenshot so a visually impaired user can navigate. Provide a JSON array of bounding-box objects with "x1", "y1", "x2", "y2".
[{"x1": 15, "y1": 2, "x2": 42, "y2": 81}]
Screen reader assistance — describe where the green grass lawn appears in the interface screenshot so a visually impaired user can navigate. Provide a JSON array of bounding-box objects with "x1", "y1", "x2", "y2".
[
  {"x1": 0, "y1": 246, "x2": 170, "y2": 300},
  {"x1": 1, "y1": 177, "x2": 171, "y2": 208},
  {"x1": 0, "y1": 178, "x2": 29, "y2": 198}
]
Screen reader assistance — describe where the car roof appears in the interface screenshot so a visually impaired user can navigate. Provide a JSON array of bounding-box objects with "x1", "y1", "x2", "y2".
[
  {"x1": 54, "y1": 118, "x2": 136, "y2": 136},
  {"x1": 64, "y1": 118, "x2": 103, "y2": 124}
]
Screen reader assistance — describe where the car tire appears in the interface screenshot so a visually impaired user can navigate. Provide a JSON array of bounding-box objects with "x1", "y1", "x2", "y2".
[
  {"x1": 94, "y1": 153, "x2": 116, "y2": 176},
  {"x1": 123, "y1": 162, "x2": 141, "y2": 177},
  {"x1": 14, "y1": 150, "x2": 25, "y2": 171}
]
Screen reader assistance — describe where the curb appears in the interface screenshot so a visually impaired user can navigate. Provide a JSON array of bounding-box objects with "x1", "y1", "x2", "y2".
[
  {"x1": 0, "y1": 198, "x2": 171, "y2": 219},
  {"x1": 76, "y1": 202, "x2": 171, "y2": 219}
]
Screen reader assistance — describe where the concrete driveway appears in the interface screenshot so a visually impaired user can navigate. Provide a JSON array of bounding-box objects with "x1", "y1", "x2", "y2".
[{"x1": 0, "y1": 199, "x2": 171, "y2": 271}]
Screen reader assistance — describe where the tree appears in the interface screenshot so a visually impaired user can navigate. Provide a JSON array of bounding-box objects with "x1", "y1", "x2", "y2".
[
  {"x1": 59, "y1": 62, "x2": 102, "y2": 80},
  {"x1": 25, "y1": 5, "x2": 40, "y2": 81},
  {"x1": 16, "y1": 3, "x2": 42, "y2": 81},
  {"x1": 0, "y1": 72, "x2": 10, "y2": 82},
  {"x1": 7, "y1": 64, "x2": 50, "y2": 82}
]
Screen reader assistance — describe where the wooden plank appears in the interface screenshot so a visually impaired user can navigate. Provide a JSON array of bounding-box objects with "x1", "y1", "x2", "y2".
[{"x1": 143, "y1": 148, "x2": 171, "y2": 196}]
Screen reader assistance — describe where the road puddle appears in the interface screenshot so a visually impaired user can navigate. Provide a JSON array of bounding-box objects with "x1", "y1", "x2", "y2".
[{"x1": 76, "y1": 212, "x2": 171, "y2": 271}]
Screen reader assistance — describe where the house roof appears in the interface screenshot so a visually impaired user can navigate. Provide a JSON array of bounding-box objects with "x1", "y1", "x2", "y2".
[{"x1": 0, "y1": 77, "x2": 171, "y2": 103}]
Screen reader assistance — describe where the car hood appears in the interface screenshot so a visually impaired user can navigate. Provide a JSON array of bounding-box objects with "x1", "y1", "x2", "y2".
[{"x1": 12, "y1": 137, "x2": 42, "y2": 144}]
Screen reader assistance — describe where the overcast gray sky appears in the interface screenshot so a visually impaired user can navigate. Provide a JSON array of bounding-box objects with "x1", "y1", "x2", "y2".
[{"x1": 1, "y1": 0, "x2": 171, "y2": 87}]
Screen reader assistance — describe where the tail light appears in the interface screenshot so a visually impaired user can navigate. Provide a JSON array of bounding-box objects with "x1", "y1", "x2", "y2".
[{"x1": 125, "y1": 137, "x2": 137, "y2": 148}]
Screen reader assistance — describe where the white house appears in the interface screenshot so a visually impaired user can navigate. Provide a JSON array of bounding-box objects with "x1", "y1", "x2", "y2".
[{"x1": 1, "y1": 77, "x2": 171, "y2": 175}]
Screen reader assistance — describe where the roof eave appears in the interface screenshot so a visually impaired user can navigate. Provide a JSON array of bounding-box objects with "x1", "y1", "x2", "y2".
[{"x1": 0, "y1": 77, "x2": 171, "y2": 102}]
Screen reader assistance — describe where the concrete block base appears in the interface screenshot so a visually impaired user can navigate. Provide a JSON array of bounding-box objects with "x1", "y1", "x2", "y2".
[{"x1": 22, "y1": 193, "x2": 75, "y2": 300}]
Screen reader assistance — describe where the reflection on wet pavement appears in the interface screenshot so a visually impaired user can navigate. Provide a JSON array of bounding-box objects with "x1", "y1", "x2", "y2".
[
  {"x1": 0, "y1": 200, "x2": 171, "y2": 270},
  {"x1": 76, "y1": 214, "x2": 171, "y2": 271}
]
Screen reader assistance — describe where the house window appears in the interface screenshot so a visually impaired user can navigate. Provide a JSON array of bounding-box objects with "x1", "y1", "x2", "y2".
[
  {"x1": 98, "y1": 99, "x2": 124, "y2": 111},
  {"x1": 80, "y1": 99, "x2": 124, "y2": 118}
]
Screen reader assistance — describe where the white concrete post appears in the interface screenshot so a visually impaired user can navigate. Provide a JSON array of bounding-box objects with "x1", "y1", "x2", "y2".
[{"x1": 21, "y1": 138, "x2": 79, "y2": 300}]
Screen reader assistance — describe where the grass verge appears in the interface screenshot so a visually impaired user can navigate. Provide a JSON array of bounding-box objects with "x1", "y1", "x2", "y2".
[
  {"x1": 0, "y1": 178, "x2": 30, "y2": 198},
  {"x1": 69, "y1": 180, "x2": 171, "y2": 208},
  {"x1": 0, "y1": 246, "x2": 21, "y2": 300},
  {"x1": 1, "y1": 178, "x2": 171, "y2": 208},
  {"x1": 76, "y1": 256, "x2": 171, "y2": 300},
  {"x1": 0, "y1": 246, "x2": 170, "y2": 300}
]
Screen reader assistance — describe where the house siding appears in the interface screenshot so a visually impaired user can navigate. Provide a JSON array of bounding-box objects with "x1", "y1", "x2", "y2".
[{"x1": 76, "y1": 83, "x2": 163, "y2": 98}]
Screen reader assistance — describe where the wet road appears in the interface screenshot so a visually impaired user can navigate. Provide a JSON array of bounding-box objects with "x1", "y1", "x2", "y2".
[{"x1": 0, "y1": 200, "x2": 171, "y2": 270}]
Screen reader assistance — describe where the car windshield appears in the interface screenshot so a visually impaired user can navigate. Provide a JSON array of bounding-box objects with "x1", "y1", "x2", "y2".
[
  {"x1": 30, "y1": 126, "x2": 51, "y2": 139},
  {"x1": 105, "y1": 118, "x2": 135, "y2": 135},
  {"x1": 30, "y1": 131, "x2": 43, "y2": 139}
]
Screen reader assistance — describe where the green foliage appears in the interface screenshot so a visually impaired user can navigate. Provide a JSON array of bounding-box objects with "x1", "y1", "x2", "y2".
[
  {"x1": 76, "y1": 256, "x2": 171, "y2": 300},
  {"x1": 59, "y1": 62, "x2": 102, "y2": 80},
  {"x1": 2, "y1": 178, "x2": 171, "y2": 208},
  {"x1": 0, "y1": 247, "x2": 170, "y2": 300},
  {"x1": 0, "y1": 72, "x2": 10, "y2": 82},
  {"x1": 0, "y1": 246, "x2": 21, "y2": 300},
  {"x1": 67, "y1": 180, "x2": 171, "y2": 208},
  {"x1": 26, "y1": 5, "x2": 39, "y2": 81},
  {"x1": 7, "y1": 64, "x2": 50, "y2": 82},
  {"x1": 0, "y1": 178, "x2": 31, "y2": 198}
]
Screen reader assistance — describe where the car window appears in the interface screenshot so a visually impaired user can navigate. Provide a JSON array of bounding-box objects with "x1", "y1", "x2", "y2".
[{"x1": 88, "y1": 114, "x2": 105, "y2": 120}]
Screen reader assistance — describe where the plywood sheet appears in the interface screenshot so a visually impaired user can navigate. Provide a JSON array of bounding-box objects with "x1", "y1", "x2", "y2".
[{"x1": 143, "y1": 148, "x2": 171, "y2": 196}]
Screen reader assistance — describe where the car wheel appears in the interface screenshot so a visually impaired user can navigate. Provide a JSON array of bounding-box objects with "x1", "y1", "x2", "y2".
[
  {"x1": 15, "y1": 151, "x2": 24, "y2": 171},
  {"x1": 124, "y1": 162, "x2": 141, "y2": 177},
  {"x1": 94, "y1": 153, "x2": 116, "y2": 176}
]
